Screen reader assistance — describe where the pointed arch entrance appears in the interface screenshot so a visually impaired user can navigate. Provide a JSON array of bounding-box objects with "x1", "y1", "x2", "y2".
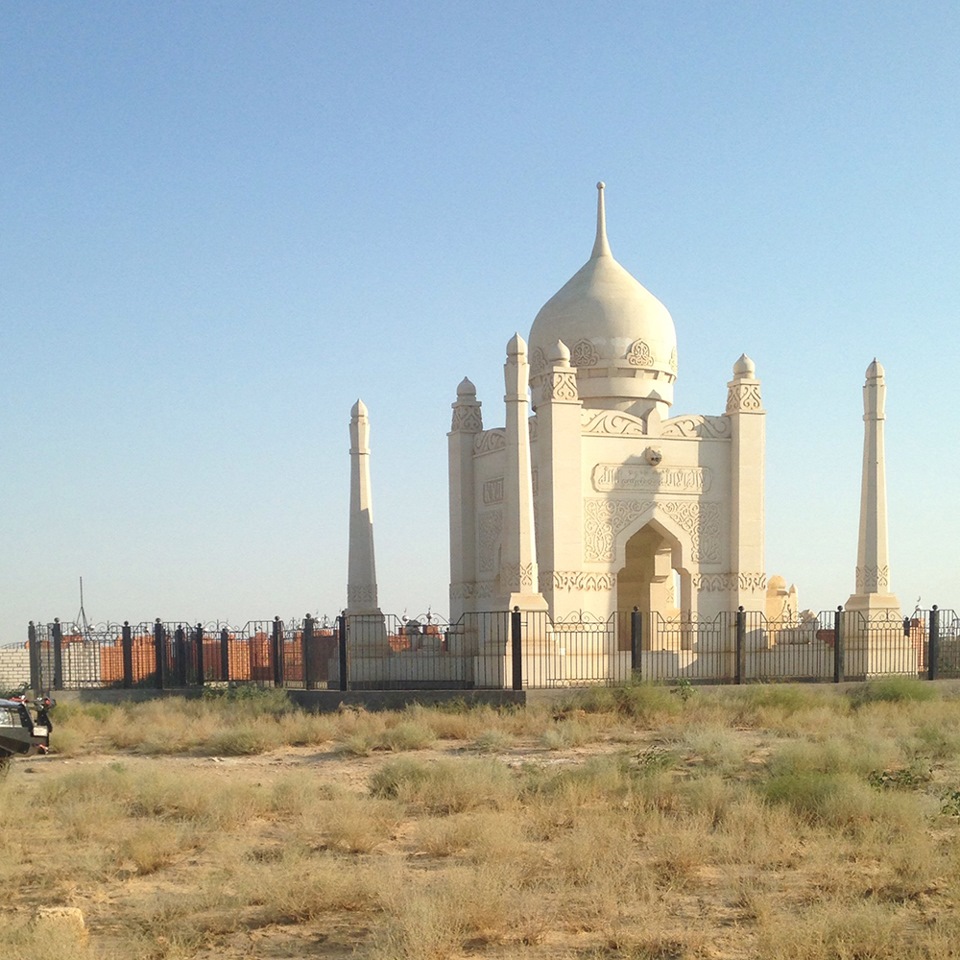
[{"x1": 616, "y1": 521, "x2": 691, "y2": 628}]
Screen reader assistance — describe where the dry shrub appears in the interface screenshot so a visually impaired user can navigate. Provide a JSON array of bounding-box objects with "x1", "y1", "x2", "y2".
[
  {"x1": 470, "y1": 728, "x2": 515, "y2": 752},
  {"x1": 274, "y1": 709, "x2": 337, "y2": 745},
  {"x1": 370, "y1": 756, "x2": 517, "y2": 813},
  {"x1": 372, "y1": 863, "x2": 539, "y2": 958},
  {"x1": 240, "y1": 851, "x2": 382, "y2": 923},
  {"x1": 374, "y1": 719, "x2": 436, "y2": 751},
  {"x1": 541, "y1": 718, "x2": 594, "y2": 750},
  {"x1": 116, "y1": 822, "x2": 184, "y2": 874},
  {"x1": 680, "y1": 725, "x2": 752, "y2": 774},
  {"x1": 320, "y1": 795, "x2": 402, "y2": 853},
  {"x1": 755, "y1": 898, "x2": 922, "y2": 959},
  {"x1": 206, "y1": 721, "x2": 283, "y2": 756},
  {"x1": 0, "y1": 911, "x2": 97, "y2": 960}
]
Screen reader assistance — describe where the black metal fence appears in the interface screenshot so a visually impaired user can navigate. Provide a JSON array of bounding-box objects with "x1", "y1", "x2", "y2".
[{"x1": 25, "y1": 605, "x2": 959, "y2": 693}]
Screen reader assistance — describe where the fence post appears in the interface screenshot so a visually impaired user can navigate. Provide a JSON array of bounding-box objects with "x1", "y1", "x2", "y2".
[
  {"x1": 630, "y1": 606, "x2": 641, "y2": 677},
  {"x1": 338, "y1": 612, "x2": 348, "y2": 692},
  {"x1": 28, "y1": 622, "x2": 42, "y2": 693},
  {"x1": 154, "y1": 619, "x2": 165, "y2": 690},
  {"x1": 302, "y1": 615, "x2": 315, "y2": 690},
  {"x1": 734, "y1": 607, "x2": 745, "y2": 684},
  {"x1": 51, "y1": 619, "x2": 64, "y2": 690},
  {"x1": 219, "y1": 627, "x2": 230, "y2": 682},
  {"x1": 194, "y1": 624, "x2": 205, "y2": 687},
  {"x1": 271, "y1": 616, "x2": 283, "y2": 687},
  {"x1": 122, "y1": 621, "x2": 133, "y2": 688},
  {"x1": 928, "y1": 606, "x2": 940, "y2": 682},
  {"x1": 174, "y1": 625, "x2": 187, "y2": 686},
  {"x1": 510, "y1": 607, "x2": 523, "y2": 691},
  {"x1": 833, "y1": 606, "x2": 844, "y2": 683}
]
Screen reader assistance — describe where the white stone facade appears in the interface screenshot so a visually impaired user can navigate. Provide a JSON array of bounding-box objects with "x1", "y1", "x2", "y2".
[{"x1": 448, "y1": 184, "x2": 767, "y2": 624}]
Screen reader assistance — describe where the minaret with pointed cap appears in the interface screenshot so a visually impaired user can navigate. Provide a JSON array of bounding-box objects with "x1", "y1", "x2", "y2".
[
  {"x1": 347, "y1": 399, "x2": 381, "y2": 614},
  {"x1": 845, "y1": 360, "x2": 900, "y2": 616},
  {"x1": 499, "y1": 333, "x2": 548, "y2": 612}
]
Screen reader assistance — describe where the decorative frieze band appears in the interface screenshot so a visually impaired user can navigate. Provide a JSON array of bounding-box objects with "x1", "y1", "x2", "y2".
[
  {"x1": 689, "y1": 572, "x2": 768, "y2": 592},
  {"x1": 449, "y1": 581, "x2": 494, "y2": 600},
  {"x1": 543, "y1": 570, "x2": 617, "y2": 592}
]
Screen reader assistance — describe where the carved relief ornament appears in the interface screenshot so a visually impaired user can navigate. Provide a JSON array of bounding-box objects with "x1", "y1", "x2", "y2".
[
  {"x1": 583, "y1": 498, "x2": 721, "y2": 564},
  {"x1": 581, "y1": 409, "x2": 647, "y2": 438},
  {"x1": 856, "y1": 565, "x2": 890, "y2": 592},
  {"x1": 626, "y1": 339, "x2": 653, "y2": 366},
  {"x1": 451, "y1": 403, "x2": 483, "y2": 433},
  {"x1": 571, "y1": 339, "x2": 599, "y2": 367},
  {"x1": 477, "y1": 511, "x2": 502, "y2": 574},
  {"x1": 473, "y1": 429, "x2": 506, "y2": 455},
  {"x1": 725, "y1": 382, "x2": 763, "y2": 414},
  {"x1": 347, "y1": 584, "x2": 378, "y2": 606},
  {"x1": 539, "y1": 370, "x2": 579, "y2": 404},
  {"x1": 545, "y1": 570, "x2": 617, "y2": 592},
  {"x1": 661, "y1": 415, "x2": 731, "y2": 439},
  {"x1": 591, "y1": 463, "x2": 711, "y2": 495},
  {"x1": 500, "y1": 562, "x2": 535, "y2": 589}
]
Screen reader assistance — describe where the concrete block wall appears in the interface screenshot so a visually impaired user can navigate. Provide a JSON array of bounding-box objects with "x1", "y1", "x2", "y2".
[{"x1": 0, "y1": 645, "x2": 31, "y2": 692}]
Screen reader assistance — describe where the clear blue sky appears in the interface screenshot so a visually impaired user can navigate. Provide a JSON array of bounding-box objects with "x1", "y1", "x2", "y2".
[{"x1": 2, "y1": 0, "x2": 958, "y2": 640}]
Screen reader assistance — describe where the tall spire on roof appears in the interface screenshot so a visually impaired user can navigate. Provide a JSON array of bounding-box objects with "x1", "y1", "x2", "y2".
[{"x1": 591, "y1": 181, "x2": 611, "y2": 259}]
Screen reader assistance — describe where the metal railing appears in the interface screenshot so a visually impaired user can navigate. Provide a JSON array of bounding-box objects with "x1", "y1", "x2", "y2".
[{"x1": 24, "y1": 605, "x2": 957, "y2": 693}]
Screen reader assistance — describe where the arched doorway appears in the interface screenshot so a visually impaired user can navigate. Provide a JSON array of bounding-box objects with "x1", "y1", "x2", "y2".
[{"x1": 616, "y1": 522, "x2": 690, "y2": 622}]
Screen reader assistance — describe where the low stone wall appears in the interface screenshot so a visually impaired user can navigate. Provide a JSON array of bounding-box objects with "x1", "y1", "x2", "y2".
[{"x1": 0, "y1": 645, "x2": 31, "y2": 692}]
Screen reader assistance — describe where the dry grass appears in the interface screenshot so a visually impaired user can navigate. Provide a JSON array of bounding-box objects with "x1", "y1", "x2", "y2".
[{"x1": 3, "y1": 682, "x2": 960, "y2": 959}]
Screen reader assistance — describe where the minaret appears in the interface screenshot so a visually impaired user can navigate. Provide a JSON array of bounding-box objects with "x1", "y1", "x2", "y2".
[
  {"x1": 845, "y1": 360, "x2": 900, "y2": 615},
  {"x1": 534, "y1": 339, "x2": 583, "y2": 618},
  {"x1": 499, "y1": 334, "x2": 548, "y2": 612},
  {"x1": 347, "y1": 399, "x2": 381, "y2": 615},
  {"x1": 725, "y1": 354, "x2": 766, "y2": 613},
  {"x1": 448, "y1": 377, "x2": 483, "y2": 621}
]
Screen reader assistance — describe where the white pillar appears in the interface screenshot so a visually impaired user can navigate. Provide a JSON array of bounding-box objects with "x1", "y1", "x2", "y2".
[
  {"x1": 347, "y1": 399, "x2": 382, "y2": 615},
  {"x1": 499, "y1": 334, "x2": 548, "y2": 612},
  {"x1": 448, "y1": 378, "x2": 483, "y2": 621},
  {"x1": 534, "y1": 340, "x2": 584, "y2": 618},
  {"x1": 845, "y1": 360, "x2": 900, "y2": 616},
  {"x1": 725, "y1": 354, "x2": 766, "y2": 613}
]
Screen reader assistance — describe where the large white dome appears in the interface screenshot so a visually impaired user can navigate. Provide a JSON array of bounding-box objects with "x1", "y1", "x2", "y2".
[{"x1": 528, "y1": 183, "x2": 677, "y2": 414}]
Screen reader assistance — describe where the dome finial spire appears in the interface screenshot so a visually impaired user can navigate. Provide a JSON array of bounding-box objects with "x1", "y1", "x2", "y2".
[{"x1": 591, "y1": 181, "x2": 611, "y2": 258}]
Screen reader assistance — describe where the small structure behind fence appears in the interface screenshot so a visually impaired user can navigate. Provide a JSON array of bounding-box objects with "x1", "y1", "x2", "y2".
[{"x1": 23, "y1": 605, "x2": 959, "y2": 694}]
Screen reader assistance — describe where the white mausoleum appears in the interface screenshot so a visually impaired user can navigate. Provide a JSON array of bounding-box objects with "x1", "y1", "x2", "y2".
[{"x1": 448, "y1": 183, "x2": 768, "y2": 625}]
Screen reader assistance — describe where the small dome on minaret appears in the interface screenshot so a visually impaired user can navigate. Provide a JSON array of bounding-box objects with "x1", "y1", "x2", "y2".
[
  {"x1": 456, "y1": 377, "x2": 476, "y2": 398},
  {"x1": 866, "y1": 358, "x2": 885, "y2": 379},
  {"x1": 733, "y1": 354, "x2": 756, "y2": 378}
]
